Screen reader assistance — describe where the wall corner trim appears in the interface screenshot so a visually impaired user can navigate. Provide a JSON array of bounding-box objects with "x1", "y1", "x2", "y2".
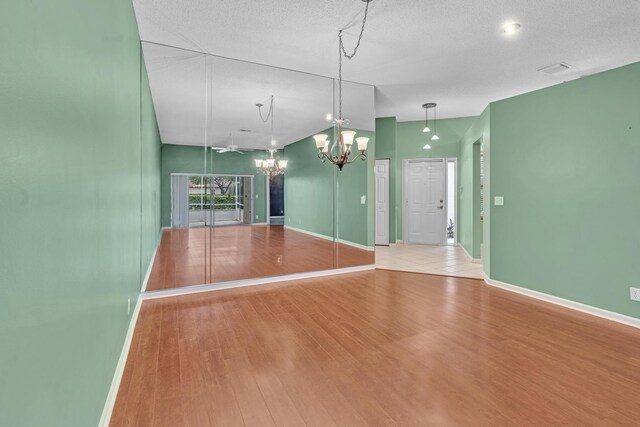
[
  {"x1": 483, "y1": 274, "x2": 640, "y2": 330},
  {"x1": 458, "y1": 243, "x2": 481, "y2": 264},
  {"x1": 98, "y1": 295, "x2": 143, "y2": 427}
]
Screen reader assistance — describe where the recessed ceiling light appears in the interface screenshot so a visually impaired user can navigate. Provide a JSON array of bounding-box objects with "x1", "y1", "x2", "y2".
[{"x1": 503, "y1": 23, "x2": 521, "y2": 34}]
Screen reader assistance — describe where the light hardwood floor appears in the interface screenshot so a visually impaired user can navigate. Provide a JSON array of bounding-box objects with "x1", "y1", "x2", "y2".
[
  {"x1": 146, "y1": 225, "x2": 374, "y2": 291},
  {"x1": 113, "y1": 270, "x2": 640, "y2": 426}
]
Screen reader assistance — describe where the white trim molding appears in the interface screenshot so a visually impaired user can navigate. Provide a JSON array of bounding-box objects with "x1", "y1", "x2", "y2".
[
  {"x1": 458, "y1": 243, "x2": 482, "y2": 264},
  {"x1": 484, "y1": 274, "x2": 640, "y2": 329},
  {"x1": 284, "y1": 225, "x2": 334, "y2": 242},
  {"x1": 142, "y1": 265, "x2": 376, "y2": 300},
  {"x1": 336, "y1": 238, "x2": 375, "y2": 252},
  {"x1": 284, "y1": 225, "x2": 374, "y2": 251},
  {"x1": 140, "y1": 244, "x2": 159, "y2": 293},
  {"x1": 98, "y1": 295, "x2": 142, "y2": 427}
]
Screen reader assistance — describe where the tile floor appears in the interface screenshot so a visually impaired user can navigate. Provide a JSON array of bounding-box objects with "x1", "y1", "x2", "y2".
[{"x1": 375, "y1": 243, "x2": 484, "y2": 279}]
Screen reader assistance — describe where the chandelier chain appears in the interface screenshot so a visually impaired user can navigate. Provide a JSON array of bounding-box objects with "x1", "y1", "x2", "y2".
[
  {"x1": 257, "y1": 96, "x2": 273, "y2": 123},
  {"x1": 337, "y1": 0, "x2": 371, "y2": 119}
]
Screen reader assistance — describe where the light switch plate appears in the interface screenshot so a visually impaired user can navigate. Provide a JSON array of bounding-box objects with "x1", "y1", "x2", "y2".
[
  {"x1": 494, "y1": 196, "x2": 504, "y2": 206},
  {"x1": 361, "y1": 195, "x2": 366, "y2": 205}
]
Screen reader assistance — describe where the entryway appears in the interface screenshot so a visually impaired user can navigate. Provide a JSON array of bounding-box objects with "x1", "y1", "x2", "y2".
[{"x1": 403, "y1": 158, "x2": 456, "y2": 245}]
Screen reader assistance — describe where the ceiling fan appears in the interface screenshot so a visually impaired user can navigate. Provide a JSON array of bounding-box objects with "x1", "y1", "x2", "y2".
[
  {"x1": 209, "y1": 144, "x2": 254, "y2": 154},
  {"x1": 210, "y1": 132, "x2": 255, "y2": 154}
]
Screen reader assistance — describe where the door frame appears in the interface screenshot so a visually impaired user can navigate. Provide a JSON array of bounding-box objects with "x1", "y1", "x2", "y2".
[
  {"x1": 446, "y1": 157, "x2": 458, "y2": 245},
  {"x1": 374, "y1": 159, "x2": 390, "y2": 246},
  {"x1": 402, "y1": 158, "x2": 457, "y2": 245}
]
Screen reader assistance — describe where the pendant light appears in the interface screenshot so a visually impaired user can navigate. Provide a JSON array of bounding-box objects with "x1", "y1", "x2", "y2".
[
  {"x1": 422, "y1": 102, "x2": 438, "y2": 149},
  {"x1": 422, "y1": 103, "x2": 431, "y2": 133},
  {"x1": 431, "y1": 103, "x2": 440, "y2": 141}
]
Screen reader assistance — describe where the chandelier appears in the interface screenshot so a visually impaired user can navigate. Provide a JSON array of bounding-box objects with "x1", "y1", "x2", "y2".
[
  {"x1": 255, "y1": 149, "x2": 288, "y2": 177},
  {"x1": 313, "y1": 0, "x2": 372, "y2": 170},
  {"x1": 255, "y1": 96, "x2": 288, "y2": 176}
]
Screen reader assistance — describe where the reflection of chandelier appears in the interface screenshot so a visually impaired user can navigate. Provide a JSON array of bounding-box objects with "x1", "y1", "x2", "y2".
[
  {"x1": 255, "y1": 149, "x2": 288, "y2": 177},
  {"x1": 313, "y1": 0, "x2": 372, "y2": 171},
  {"x1": 256, "y1": 95, "x2": 288, "y2": 176}
]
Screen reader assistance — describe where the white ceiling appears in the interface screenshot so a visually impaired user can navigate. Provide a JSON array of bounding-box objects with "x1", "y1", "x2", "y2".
[
  {"x1": 134, "y1": 0, "x2": 640, "y2": 123},
  {"x1": 142, "y1": 42, "x2": 374, "y2": 148}
]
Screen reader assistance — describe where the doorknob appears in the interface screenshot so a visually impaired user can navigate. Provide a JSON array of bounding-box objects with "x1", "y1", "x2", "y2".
[{"x1": 437, "y1": 206, "x2": 444, "y2": 209}]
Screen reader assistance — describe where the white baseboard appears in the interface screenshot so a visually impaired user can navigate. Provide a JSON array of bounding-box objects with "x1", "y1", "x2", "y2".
[
  {"x1": 142, "y1": 264, "x2": 376, "y2": 300},
  {"x1": 484, "y1": 274, "x2": 640, "y2": 329},
  {"x1": 98, "y1": 295, "x2": 142, "y2": 427},
  {"x1": 284, "y1": 225, "x2": 374, "y2": 251},
  {"x1": 396, "y1": 240, "x2": 404, "y2": 244},
  {"x1": 458, "y1": 243, "x2": 482, "y2": 264},
  {"x1": 284, "y1": 225, "x2": 334, "y2": 242},
  {"x1": 336, "y1": 238, "x2": 375, "y2": 252},
  {"x1": 140, "y1": 244, "x2": 159, "y2": 293}
]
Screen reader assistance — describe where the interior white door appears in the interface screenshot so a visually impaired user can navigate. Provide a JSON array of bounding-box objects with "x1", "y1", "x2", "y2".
[
  {"x1": 375, "y1": 159, "x2": 390, "y2": 245},
  {"x1": 405, "y1": 159, "x2": 445, "y2": 244}
]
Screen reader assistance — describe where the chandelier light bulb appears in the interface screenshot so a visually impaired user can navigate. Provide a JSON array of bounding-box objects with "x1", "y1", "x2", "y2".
[
  {"x1": 356, "y1": 137, "x2": 369, "y2": 151},
  {"x1": 313, "y1": 134, "x2": 328, "y2": 150},
  {"x1": 279, "y1": 160, "x2": 288, "y2": 168},
  {"x1": 341, "y1": 131, "x2": 356, "y2": 148}
]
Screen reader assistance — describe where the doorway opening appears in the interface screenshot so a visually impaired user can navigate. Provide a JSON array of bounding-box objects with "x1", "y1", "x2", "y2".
[
  {"x1": 170, "y1": 174, "x2": 253, "y2": 228},
  {"x1": 267, "y1": 174, "x2": 285, "y2": 225}
]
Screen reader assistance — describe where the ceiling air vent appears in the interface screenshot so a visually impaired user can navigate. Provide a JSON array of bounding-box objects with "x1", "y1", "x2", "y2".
[
  {"x1": 537, "y1": 63, "x2": 572, "y2": 75},
  {"x1": 238, "y1": 129, "x2": 252, "y2": 132}
]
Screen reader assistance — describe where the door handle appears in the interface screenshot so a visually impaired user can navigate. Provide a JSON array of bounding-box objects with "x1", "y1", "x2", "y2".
[{"x1": 437, "y1": 206, "x2": 444, "y2": 209}]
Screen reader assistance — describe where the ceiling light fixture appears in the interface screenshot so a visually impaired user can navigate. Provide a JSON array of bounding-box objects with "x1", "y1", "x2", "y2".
[
  {"x1": 256, "y1": 96, "x2": 288, "y2": 176},
  {"x1": 422, "y1": 102, "x2": 431, "y2": 133},
  {"x1": 422, "y1": 102, "x2": 439, "y2": 141},
  {"x1": 503, "y1": 22, "x2": 521, "y2": 34},
  {"x1": 314, "y1": 0, "x2": 372, "y2": 170}
]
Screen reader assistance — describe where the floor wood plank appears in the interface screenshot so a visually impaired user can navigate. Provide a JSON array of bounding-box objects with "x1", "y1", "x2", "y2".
[{"x1": 112, "y1": 270, "x2": 640, "y2": 426}]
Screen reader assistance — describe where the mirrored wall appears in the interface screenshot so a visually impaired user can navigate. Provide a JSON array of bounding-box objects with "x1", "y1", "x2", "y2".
[{"x1": 141, "y1": 41, "x2": 375, "y2": 292}]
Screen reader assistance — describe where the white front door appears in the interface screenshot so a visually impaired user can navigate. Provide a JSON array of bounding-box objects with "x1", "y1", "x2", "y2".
[
  {"x1": 405, "y1": 159, "x2": 445, "y2": 244},
  {"x1": 375, "y1": 159, "x2": 390, "y2": 245}
]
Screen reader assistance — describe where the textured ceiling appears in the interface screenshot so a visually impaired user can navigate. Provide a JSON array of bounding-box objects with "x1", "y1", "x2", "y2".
[{"x1": 133, "y1": 0, "x2": 640, "y2": 122}]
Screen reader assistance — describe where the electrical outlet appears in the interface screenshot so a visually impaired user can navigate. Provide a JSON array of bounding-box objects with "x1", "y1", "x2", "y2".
[
  {"x1": 127, "y1": 298, "x2": 131, "y2": 315},
  {"x1": 630, "y1": 287, "x2": 640, "y2": 302}
]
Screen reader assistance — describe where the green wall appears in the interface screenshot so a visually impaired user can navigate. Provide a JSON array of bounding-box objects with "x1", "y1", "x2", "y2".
[
  {"x1": 283, "y1": 128, "x2": 375, "y2": 248},
  {"x1": 0, "y1": 0, "x2": 162, "y2": 425},
  {"x1": 489, "y1": 61, "x2": 640, "y2": 319},
  {"x1": 337, "y1": 129, "x2": 375, "y2": 248},
  {"x1": 283, "y1": 130, "x2": 336, "y2": 239},
  {"x1": 160, "y1": 144, "x2": 267, "y2": 226},
  {"x1": 392, "y1": 117, "x2": 477, "y2": 242}
]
